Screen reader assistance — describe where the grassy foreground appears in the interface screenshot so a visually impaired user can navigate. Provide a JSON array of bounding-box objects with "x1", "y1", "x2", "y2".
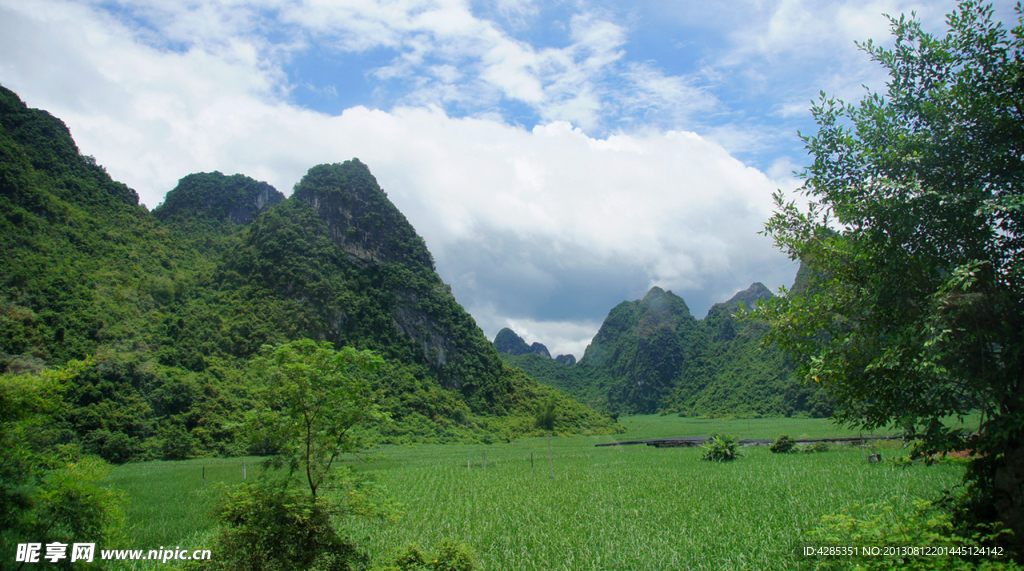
[{"x1": 102, "y1": 416, "x2": 966, "y2": 570}]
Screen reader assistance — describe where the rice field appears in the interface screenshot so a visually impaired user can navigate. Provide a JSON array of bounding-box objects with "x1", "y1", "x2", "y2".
[{"x1": 101, "y1": 416, "x2": 968, "y2": 570}]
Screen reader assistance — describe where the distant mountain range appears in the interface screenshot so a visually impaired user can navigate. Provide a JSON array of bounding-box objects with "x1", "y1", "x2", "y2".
[
  {"x1": 494, "y1": 278, "x2": 832, "y2": 418},
  {"x1": 493, "y1": 327, "x2": 576, "y2": 364}
]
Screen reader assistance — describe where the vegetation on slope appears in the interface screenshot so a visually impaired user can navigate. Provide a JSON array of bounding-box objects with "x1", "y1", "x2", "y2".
[{"x1": 0, "y1": 85, "x2": 619, "y2": 465}]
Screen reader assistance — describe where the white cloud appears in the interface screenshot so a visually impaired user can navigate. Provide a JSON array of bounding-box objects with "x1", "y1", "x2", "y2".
[
  {"x1": 90, "y1": 0, "x2": 719, "y2": 134},
  {"x1": 710, "y1": 0, "x2": 1008, "y2": 107},
  {"x1": 620, "y1": 61, "x2": 716, "y2": 123}
]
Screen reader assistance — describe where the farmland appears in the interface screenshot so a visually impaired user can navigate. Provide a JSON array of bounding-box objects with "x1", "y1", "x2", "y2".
[{"x1": 102, "y1": 416, "x2": 968, "y2": 570}]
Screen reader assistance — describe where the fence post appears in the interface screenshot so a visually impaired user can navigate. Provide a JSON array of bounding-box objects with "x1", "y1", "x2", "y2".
[
  {"x1": 483, "y1": 452, "x2": 486, "y2": 471},
  {"x1": 531, "y1": 452, "x2": 534, "y2": 477},
  {"x1": 243, "y1": 461, "x2": 246, "y2": 480},
  {"x1": 202, "y1": 466, "x2": 206, "y2": 487}
]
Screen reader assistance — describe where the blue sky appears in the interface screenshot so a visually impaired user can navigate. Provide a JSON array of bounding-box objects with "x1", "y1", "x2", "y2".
[{"x1": 2, "y1": 0, "x2": 1020, "y2": 357}]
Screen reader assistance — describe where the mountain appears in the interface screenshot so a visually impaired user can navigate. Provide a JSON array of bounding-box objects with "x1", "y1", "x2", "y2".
[
  {"x1": 494, "y1": 328, "x2": 552, "y2": 358},
  {"x1": 578, "y1": 287, "x2": 697, "y2": 413},
  {"x1": 154, "y1": 171, "x2": 285, "y2": 227},
  {"x1": 0, "y1": 86, "x2": 620, "y2": 462},
  {"x1": 496, "y1": 283, "x2": 832, "y2": 418}
]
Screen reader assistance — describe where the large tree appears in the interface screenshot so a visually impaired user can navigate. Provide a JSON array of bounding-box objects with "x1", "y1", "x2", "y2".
[{"x1": 754, "y1": 0, "x2": 1023, "y2": 545}]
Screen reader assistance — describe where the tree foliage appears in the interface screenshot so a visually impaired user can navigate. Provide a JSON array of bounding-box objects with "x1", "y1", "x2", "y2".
[
  {"x1": 0, "y1": 361, "x2": 125, "y2": 565},
  {"x1": 250, "y1": 339, "x2": 384, "y2": 500},
  {"x1": 196, "y1": 481, "x2": 369, "y2": 571},
  {"x1": 534, "y1": 396, "x2": 557, "y2": 432},
  {"x1": 769, "y1": 434, "x2": 797, "y2": 454},
  {"x1": 753, "y1": 0, "x2": 1024, "y2": 546},
  {"x1": 374, "y1": 540, "x2": 476, "y2": 571}
]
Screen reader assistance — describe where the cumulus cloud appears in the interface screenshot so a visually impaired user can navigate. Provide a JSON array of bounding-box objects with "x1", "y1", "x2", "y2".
[{"x1": 710, "y1": 0, "x2": 1022, "y2": 109}]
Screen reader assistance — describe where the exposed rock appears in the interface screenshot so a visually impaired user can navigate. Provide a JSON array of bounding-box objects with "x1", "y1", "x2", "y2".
[
  {"x1": 391, "y1": 299, "x2": 451, "y2": 367},
  {"x1": 555, "y1": 354, "x2": 576, "y2": 366},
  {"x1": 529, "y1": 342, "x2": 551, "y2": 359},
  {"x1": 705, "y1": 282, "x2": 774, "y2": 319},
  {"x1": 283, "y1": 160, "x2": 464, "y2": 371},
  {"x1": 293, "y1": 160, "x2": 434, "y2": 271}
]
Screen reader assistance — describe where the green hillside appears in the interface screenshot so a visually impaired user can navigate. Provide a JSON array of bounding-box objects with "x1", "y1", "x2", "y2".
[
  {"x1": 497, "y1": 283, "x2": 832, "y2": 418},
  {"x1": 0, "y1": 86, "x2": 619, "y2": 463}
]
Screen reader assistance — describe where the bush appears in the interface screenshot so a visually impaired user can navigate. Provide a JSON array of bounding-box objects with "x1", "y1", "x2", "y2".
[
  {"x1": 701, "y1": 433, "x2": 741, "y2": 462},
  {"x1": 770, "y1": 434, "x2": 797, "y2": 454},
  {"x1": 374, "y1": 539, "x2": 475, "y2": 571},
  {"x1": 194, "y1": 482, "x2": 368, "y2": 571},
  {"x1": 801, "y1": 441, "x2": 829, "y2": 453}
]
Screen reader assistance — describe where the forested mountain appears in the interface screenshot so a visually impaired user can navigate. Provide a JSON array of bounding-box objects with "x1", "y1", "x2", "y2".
[
  {"x1": 497, "y1": 282, "x2": 832, "y2": 418},
  {"x1": 494, "y1": 328, "x2": 555, "y2": 359},
  {"x1": 0, "y1": 86, "x2": 619, "y2": 463}
]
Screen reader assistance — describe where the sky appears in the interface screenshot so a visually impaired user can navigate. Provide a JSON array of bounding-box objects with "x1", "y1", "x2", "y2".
[{"x1": 1, "y1": 0, "x2": 1020, "y2": 359}]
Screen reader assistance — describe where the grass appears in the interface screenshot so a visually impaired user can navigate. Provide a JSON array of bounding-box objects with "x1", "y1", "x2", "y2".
[
  {"x1": 101, "y1": 416, "x2": 967, "y2": 570},
  {"x1": 102, "y1": 457, "x2": 258, "y2": 550}
]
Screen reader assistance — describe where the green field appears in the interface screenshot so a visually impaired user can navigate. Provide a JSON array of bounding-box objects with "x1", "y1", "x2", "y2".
[{"x1": 102, "y1": 416, "x2": 967, "y2": 570}]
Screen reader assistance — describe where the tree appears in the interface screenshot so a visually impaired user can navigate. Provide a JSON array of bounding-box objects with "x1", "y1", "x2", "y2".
[
  {"x1": 0, "y1": 360, "x2": 125, "y2": 568},
  {"x1": 534, "y1": 396, "x2": 557, "y2": 432},
  {"x1": 199, "y1": 482, "x2": 368, "y2": 571},
  {"x1": 251, "y1": 339, "x2": 385, "y2": 500},
  {"x1": 752, "y1": 0, "x2": 1023, "y2": 546},
  {"x1": 197, "y1": 340, "x2": 386, "y2": 571}
]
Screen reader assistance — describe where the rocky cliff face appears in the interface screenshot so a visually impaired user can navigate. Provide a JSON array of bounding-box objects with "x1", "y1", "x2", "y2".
[
  {"x1": 494, "y1": 328, "x2": 530, "y2": 355},
  {"x1": 529, "y1": 342, "x2": 551, "y2": 358},
  {"x1": 706, "y1": 282, "x2": 773, "y2": 319},
  {"x1": 389, "y1": 292, "x2": 457, "y2": 373},
  {"x1": 293, "y1": 160, "x2": 434, "y2": 271},
  {"x1": 285, "y1": 161, "x2": 487, "y2": 380},
  {"x1": 704, "y1": 282, "x2": 774, "y2": 343}
]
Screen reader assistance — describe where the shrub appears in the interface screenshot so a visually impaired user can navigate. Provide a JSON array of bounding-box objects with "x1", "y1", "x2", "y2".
[
  {"x1": 194, "y1": 482, "x2": 368, "y2": 571},
  {"x1": 770, "y1": 434, "x2": 797, "y2": 454},
  {"x1": 374, "y1": 539, "x2": 475, "y2": 571},
  {"x1": 701, "y1": 433, "x2": 741, "y2": 462}
]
